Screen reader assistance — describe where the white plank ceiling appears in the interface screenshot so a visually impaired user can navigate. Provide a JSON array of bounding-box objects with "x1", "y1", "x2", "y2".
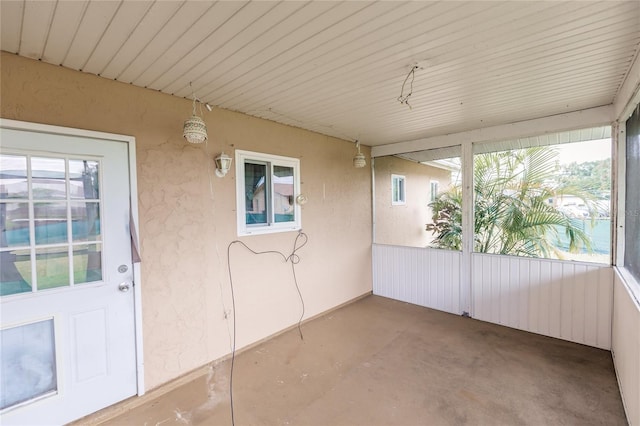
[{"x1": 1, "y1": 1, "x2": 639, "y2": 146}]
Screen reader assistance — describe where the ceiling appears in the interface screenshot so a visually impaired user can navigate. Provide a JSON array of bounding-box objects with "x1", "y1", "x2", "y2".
[{"x1": 1, "y1": 1, "x2": 639, "y2": 146}]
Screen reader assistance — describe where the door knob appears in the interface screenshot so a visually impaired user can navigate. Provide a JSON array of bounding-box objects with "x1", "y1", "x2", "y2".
[{"x1": 118, "y1": 282, "x2": 131, "y2": 292}]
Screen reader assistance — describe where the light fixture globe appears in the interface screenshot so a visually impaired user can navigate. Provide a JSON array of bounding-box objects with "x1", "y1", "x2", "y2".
[
  {"x1": 353, "y1": 152, "x2": 366, "y2": 168},
  {"x1": 183, "y1": 115, "x2": 208, "y2": 144}
]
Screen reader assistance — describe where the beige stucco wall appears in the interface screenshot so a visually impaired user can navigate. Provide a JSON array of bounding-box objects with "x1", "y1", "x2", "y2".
[
  {"x1": 374, "y1": 155, "x2": 452, "y2": 248},
  {"x1": 1, "y1": 52, "x2": 372, "y2": 390}
]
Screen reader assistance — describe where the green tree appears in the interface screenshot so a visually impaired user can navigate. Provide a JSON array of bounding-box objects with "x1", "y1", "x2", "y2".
[
  {"x1": 559, "y1": 159, "x2": 611, "y2": 196},
  {"x1": 426, "y1": 147, "x2": 594, "y2": 258}
]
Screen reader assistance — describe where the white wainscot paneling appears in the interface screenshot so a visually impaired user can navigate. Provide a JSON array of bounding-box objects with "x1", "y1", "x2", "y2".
[
  {"x1": 612, "y1": 270, "x2": 640, "y2": 426},
  {"x1": 472, "y1": 253, "x2": 612, "y2": 349},
  {"x1": 373, "y1": 244, "x2": 461, "y2": 315}
]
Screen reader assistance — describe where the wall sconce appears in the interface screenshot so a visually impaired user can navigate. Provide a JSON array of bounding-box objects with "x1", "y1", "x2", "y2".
[
  {"x1": 215, "y1": 153, "x2": 232, "y2": 177},
  {"x1": 353, "y1": 140, "x2": 366, "y2": 168}
]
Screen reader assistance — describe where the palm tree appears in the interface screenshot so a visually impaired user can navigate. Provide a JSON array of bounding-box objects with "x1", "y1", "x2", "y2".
[{"x1": 427, "y1": 146, "x2": 594, "y2": 258}]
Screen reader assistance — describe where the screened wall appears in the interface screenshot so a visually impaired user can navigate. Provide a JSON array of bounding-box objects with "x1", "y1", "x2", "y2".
[
  {"x1": 373, "y1": 125, "x2": 615, "y2": 348},
  {"x1": 624, "y1": 105, "x2": 640, "y2": 282}
]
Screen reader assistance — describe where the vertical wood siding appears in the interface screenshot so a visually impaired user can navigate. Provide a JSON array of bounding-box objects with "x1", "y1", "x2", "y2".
[
  {"x1": 373, "y1": 245, "x2": 613, "y2": 350},
  {"x1": 612, "y1": 271, "x2": 640, "y2": 426},
  {"x1": 372, "y1": 244, "x2": 461, "y2": 315},
  {"x1": 472, "y1": 253, "x2": 612, "y2": 349}
]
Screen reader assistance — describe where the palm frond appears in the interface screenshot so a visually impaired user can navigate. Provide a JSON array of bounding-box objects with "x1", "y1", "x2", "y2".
[{"x1": 427, "y1": 145, "x2": 600, "y2": 259}]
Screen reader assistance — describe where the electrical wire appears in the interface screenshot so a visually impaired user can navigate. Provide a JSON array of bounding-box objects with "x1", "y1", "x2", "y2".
[
  {"x1": 203, "y1": 139, "x2": 234, "y2": 353},
  {"x1": 226, "y1": 230, "x2": 309, "y2": 426},
  {"x1": 398, "y1": 65, "x2": 419, "y2": 109},
  {"x1": 189, "y1": 81, "x2": 212, "y2": 114}
]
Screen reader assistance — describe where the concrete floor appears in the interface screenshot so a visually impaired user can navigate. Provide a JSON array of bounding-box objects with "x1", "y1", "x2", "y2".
[{"x1": 101, "y1": 295, "x2": 626, "y2": 425}]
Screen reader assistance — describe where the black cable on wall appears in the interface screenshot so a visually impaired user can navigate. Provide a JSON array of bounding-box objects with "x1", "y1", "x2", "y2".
[{"x1": 226, "y1": 230, "x2": 308, "y2": 425}]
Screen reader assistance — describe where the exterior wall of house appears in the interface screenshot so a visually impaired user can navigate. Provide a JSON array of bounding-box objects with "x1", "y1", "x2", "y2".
[
  {"x1": 0, "y1": 52, "x2": 372, "y2": 390},
  {"x1": 374, "y1": 155, "x2": 452, "y2": 248}
]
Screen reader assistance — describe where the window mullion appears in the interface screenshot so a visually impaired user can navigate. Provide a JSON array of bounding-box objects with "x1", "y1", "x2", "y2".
[
  {"x1": 27, "y1": 155, "x2": 37, "y2": 292},
  {"x1": 461, "y1": 142, "x2": 473, "y2": 316},
  {"x1": 267, "y1": 162, "x2": 273, "y2": 226}
]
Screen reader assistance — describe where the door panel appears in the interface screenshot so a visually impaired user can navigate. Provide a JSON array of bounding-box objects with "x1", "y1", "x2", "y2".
[{"x1": 0, "y1": 128, "x2": 137, "y2": 425}]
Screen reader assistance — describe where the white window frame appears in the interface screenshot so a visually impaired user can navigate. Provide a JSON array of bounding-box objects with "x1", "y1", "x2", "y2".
[
  {"x1": 235, "y1": 150, "x2": 301, "y2": 236},
  {"x1": 391, "y1": 174, "x2": 406, "y2": 205},
  {"x1": 430, "y1": 180, "x2": 439, "y2": 202}
]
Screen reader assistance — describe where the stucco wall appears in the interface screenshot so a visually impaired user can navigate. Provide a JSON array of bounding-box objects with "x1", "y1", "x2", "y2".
[
  {"x1": 0, "y1": 52, "x2": 372, "y2": 390},
  {"x1": 374, "y1": 155, "x2": 452, "y2": 248}
]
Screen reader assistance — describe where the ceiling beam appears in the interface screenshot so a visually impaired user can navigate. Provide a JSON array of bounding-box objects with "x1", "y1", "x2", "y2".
[
  {"x1": 371, "y1": 105, "x2": 614, "y2": 157},
  {"x1": 613, "y1": 50, "x2": 640, "y2": 122}
]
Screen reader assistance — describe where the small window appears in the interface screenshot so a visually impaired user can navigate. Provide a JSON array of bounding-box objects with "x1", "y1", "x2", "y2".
[
  {"x1": 236, "y1": 150, "x2": 301, "y2": 236},
  {"x1": 391, "y1": 174, "x2": 406, "y2": 205},
  {"x1": 430, "y1": 180, "x2": 439, "y2": 202}
]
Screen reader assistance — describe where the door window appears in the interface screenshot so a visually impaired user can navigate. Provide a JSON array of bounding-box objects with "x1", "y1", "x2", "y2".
[
  {"x1": 0, "y1": 319, "x2": 57, "y2": 411},
  {"x1": 1, "y1": 154, "x2": 103, "y2": 296}
]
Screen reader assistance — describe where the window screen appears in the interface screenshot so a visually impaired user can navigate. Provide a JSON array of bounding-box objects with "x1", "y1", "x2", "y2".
[
  {"x1": 625, "y1": 104, "x2": 640, "y2": 281},
  {"x1": 472, "y1": 127, "x2": 611, "y2": 263}
]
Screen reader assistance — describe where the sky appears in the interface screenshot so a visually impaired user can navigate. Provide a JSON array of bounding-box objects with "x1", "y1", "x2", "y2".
[{"x1": 555, "y1": 138, "x2": 611, "y2": 165}]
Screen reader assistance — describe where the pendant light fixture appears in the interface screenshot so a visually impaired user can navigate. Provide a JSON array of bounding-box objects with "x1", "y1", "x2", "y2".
[
  {"x1": 353, "y1": 140, "x2": 366, "y2": 168},
  {"x1": 183, "y1": 84, "x2": 208, "y2": 144}
]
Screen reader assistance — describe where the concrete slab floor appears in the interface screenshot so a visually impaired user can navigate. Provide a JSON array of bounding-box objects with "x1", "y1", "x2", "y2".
[{"x1": 100, "y1": 295, "x2": 626, "y2": 426}]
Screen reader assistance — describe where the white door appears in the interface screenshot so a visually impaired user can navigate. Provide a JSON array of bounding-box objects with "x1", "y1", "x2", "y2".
[{"x1": 0, "y1": 127, "x2": 137, "y2": 425}]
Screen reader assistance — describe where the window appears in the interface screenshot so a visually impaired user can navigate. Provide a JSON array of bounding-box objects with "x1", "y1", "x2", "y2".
[
  {"x1": 235, "y1": 150, "x2": 301, "y2": 236},
  {"x1": 430, "y1": 181, "x2": 439, "y2": 202},
  {"x1": 391, "y1": 175, "x2": 405, "y2": 205},
  {"x1": 624, "y1": 104, "x2": 640, "y2": 281},
  {"x1": 0, "y1": 153, "x2": 103, "y2": 296},
  {"x1": 1, "y1": 319, "x2": 57, "y2": 410}
]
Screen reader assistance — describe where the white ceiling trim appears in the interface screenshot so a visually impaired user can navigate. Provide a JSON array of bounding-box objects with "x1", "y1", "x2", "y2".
[
  {"x1": 472, "y1": 126, "x2": 611, "y2": 155},
  {"x1": 614, "y1": 50, "x2": 640, "y2": 121},
  {"x1": 371, "y1": 105, "x2": 614, "y2": 157}
]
